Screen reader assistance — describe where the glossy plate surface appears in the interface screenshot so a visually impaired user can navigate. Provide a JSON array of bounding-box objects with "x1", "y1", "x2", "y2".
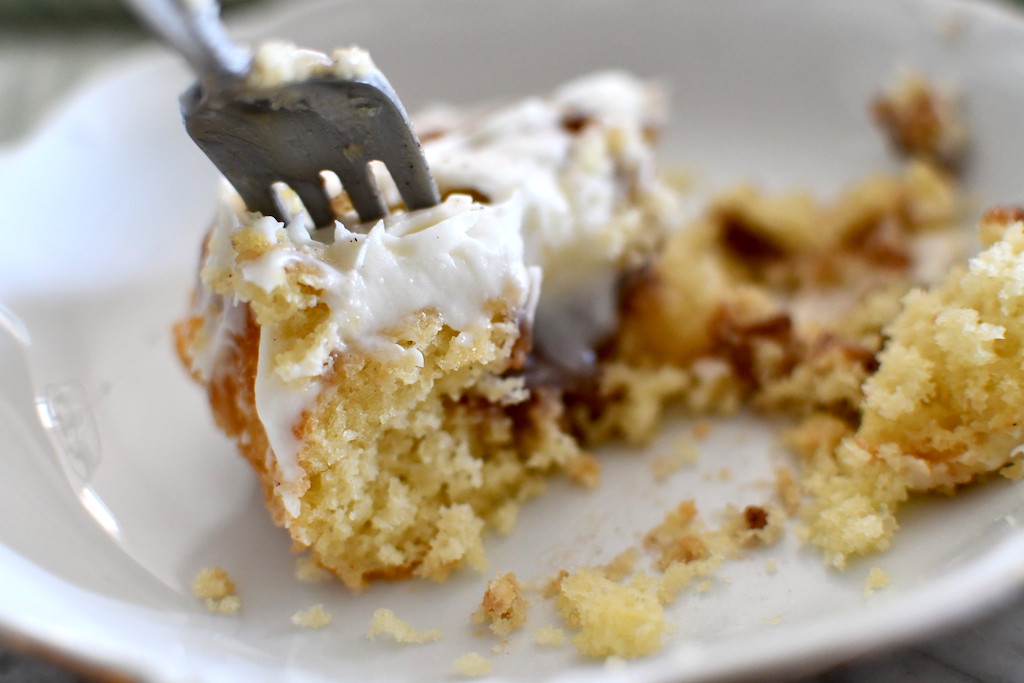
[{"x1": 3, "y1": 0, "x2": 1024, "y2": 680}]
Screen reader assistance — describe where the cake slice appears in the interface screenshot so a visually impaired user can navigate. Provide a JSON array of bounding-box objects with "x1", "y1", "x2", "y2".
[{"x1": 174, "y1": 50, "x2": 673, "y2": 590}]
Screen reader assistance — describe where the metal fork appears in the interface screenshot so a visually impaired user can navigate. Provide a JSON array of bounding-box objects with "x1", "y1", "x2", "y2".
[{"x1": 125, "y1": 0, "x2": 440, "y2": 227}]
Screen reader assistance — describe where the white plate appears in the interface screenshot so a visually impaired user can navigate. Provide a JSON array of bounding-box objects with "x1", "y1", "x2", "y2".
[{"x1": 4, "y1": 0, "x2": 1024, "y2": 680}]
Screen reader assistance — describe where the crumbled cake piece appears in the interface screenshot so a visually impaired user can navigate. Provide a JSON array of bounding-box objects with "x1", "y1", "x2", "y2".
[
  {"x1": 764, "y1": 559, "x2": 778, "y2": 575},
  {"x1": 601, "y1": 159, "x2": 964, "y2": 445},
  {"x1": 555, "y1": 568, "x2": 665, "y2": 659},
  {"x1": 192, "y1": 566, "x2": 235, "y2": 599},
  {"x1": 644, "y1": 500, "x2": 711, "y2": 570},
  {"x1": 473, "y1": 572, "x2": 528, "y2": 637},
  {"x1": 597, "y1": 150, "x2": 973, "y2": 571},
  {"x1": 864, "y1": 567, "x2": 891, "y2": 597},
  {"x1": 538, "y1": 494, "x2": 783, "y2": 654},
  {"x1": 641, "y1": 498, "x2": 786, "y2": 601},
  {"x1": 534, "y1": 626, "x2": 566, "y2": 647},
  {"x1": 544, "y1": 570, "x2": 570, "y2": 599},
  {"x1": 291, "y1": 604, "x2": 332, "y2": 628},
  {"x1": 872, "y1": 71, "x2": 967, "y2": 172},
  {"x1": 453, "y1": 652, "x2": 492, "y2": 677},
  {"x1": 601, "y1": 548, "x2": 638, "y2": 582},
  {"x1": 803, "y1": 215, "x2": 1024, "y2": 567},
  {"x1": 722, "y1": 504, "x2": 786, "y2": 548},
  {"x1": 367, "y1": 608, "x2": 442, "y2": 644},
  {"x1": 192, "y1": 567, "x2": 241, "y2": 616}
]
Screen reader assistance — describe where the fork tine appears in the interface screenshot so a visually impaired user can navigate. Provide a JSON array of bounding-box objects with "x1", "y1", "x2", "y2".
[
  {"x1": 229, "y1": 172, "x2": 284, "y2": 223},
  {"x1": 291, "y1": 178, "x2": 336, "y2": 229},
  {"x1": 385, "y1": 154, "x2": 441, "y2": 212},
  {"x1": 334, "y1": 163, "x2": 387, "y2": 224}
]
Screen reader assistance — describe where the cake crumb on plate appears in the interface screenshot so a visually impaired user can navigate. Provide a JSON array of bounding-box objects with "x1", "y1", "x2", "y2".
[
  {"x1": 864, "y1": 567, "x2": 891, "y2": 597},
  {"x1": 367, "y1": 608, "x2": 442, "y2": 644},
  {"x1": 453, "y1": 652, "x2": 492, "y2": 677},
  {"x1": 473, "y1": 572, "x2": 528, "y2": 636},
  {"x1": 556, "y1": 568, "x2": 665, "y2": 659},
  {"x1": 291, "y1": 604, "x2": 332, "y2": 628},
  {"x1": 192, "y1": 567, "x2": 241, "y2": 615},
  {"x1": 601, "y1": 547, "x2": 638, "y2": 582}
]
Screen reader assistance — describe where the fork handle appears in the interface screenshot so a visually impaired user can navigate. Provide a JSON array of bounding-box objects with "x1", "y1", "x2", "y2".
[{"x1": 123, "y1": 0, "x2": 250, "y2": 81}]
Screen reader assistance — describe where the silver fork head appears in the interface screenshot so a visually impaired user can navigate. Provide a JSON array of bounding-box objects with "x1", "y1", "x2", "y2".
[{"x1": 182, "y1": 72, "x2": 440, "y2": 228}]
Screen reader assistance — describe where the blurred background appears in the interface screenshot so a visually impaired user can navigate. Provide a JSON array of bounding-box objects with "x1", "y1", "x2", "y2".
[
  {"x1": 0, "y1": 0, "x2": 266, "y2": 143},
  {"x1": 2, "y1": 0, "x2": 1024, "y2": 681}
]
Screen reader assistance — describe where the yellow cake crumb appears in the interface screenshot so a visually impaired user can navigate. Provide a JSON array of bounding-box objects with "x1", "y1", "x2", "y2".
[
  {"x1": 764, "y1": 559, "x2": 778, "y2": 575},
  {"x1": 192, "y1": 566, "x2": 235, "y2": 599},
  {"x1": 291, "y1": 604, "x2": 332, "y2": 628},
  {"x1": 556, "y1": 568, "x2": 665, "y2": 659},
  {"x1": 534, "y1": 625, "x2": 566, "y2": 647},
  {"x1": 367, "y1": 608, "x2": 442, "y2": 644},
  {"x1": 639, "y1": 500, "x2": 732, "y2": 602},
  {"x1": 644, "y1": 500, "x2": 707, "y2": 569},
  {"x1": 453, "y1": 652, "x2": 492, "y2": 677},
  {"x1": 543, "y1": 569, "x2": 569, "y2": 599},
  {"x1": 864, "y1": 567, "x2": 891, "y2": 597},
  {"x1": 602, "y1": 547, "x2": 639, "y2": 582},
  {"x1": 192, "y1": 567, "x2": 241, "y2": 615},
  {"x1": 473, "y1": 572, "x2": 528, "y2": 637},
  {"x1": 723, "y1": 504, "x2": 786, "y2": 548}
]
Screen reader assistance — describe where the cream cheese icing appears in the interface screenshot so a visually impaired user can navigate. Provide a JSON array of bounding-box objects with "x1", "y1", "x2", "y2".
[{"x1": 246, "y1": 43, "x2": 378, "y2": 90}]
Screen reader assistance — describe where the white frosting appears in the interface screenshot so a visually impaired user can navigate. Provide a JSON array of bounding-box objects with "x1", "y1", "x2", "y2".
[
  {"x1": 189, "y1": 62, "x2": 668, "y2": 517},
  {"x1": 229, "y1": 193, "x2": 534, "y2": 369},
  {"x1": 410, "y1": 71, "x2": 666, "y2": 296},
  {"x1": 247, "y1": 43, "x2": 378, "y2": 90},
  {"x1": 254, "y1": 325, "x2": 320, "y2": 517}
]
